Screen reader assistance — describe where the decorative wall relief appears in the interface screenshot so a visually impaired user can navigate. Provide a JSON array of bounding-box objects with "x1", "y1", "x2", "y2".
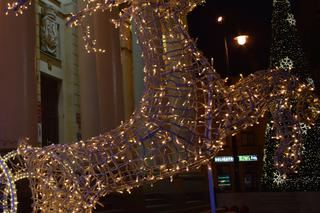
[{"x1": 40, "y1": 7, "x2": 59, "y2": 58}]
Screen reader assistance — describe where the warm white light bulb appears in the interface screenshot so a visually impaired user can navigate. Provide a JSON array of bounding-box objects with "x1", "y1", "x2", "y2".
[{"x1": 234, "y1": 35, "x2": 249, "y2": 45}]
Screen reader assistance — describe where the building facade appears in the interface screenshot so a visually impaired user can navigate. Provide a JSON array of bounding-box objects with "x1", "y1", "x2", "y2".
[
  {"x1": 0, "y1": 0, "x2": 130, "y2": 149},
  {"x1": 36, "y1": 0, "x2": 80, "y2": 146}
]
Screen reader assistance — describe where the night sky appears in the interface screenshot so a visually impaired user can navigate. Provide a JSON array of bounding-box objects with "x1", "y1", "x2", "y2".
[{"x1": 187, "y1": 0, "x2": 319, "y2": 78}]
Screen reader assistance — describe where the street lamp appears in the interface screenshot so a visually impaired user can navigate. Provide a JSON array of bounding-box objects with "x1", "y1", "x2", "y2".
[
  {"x1": 221, "y1": 35, "x2": 250, "y2": 74},
  {"x1": 216, "y1": 16, "x2": 251, "y2": 192},
  {"x1": 228, "y1": 34, "x2": 250, "y2": 193},
  {"x1": 216, "y1": 17, "x2": 250, "y2": 71},
  {"x1": 216, "y1": 16, "x2": 230, "y2": 73},
  {"x1": 234, "y1": 35, "x2": 249, "y2": 46}
]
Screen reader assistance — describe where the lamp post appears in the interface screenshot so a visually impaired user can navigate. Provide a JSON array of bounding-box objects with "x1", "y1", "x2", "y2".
[
  {"x1": 217, "y1": 16, "x2": 250, "y2": 192},
  {"x1": 217, "y1": 16, "x2": 249, "y2": 74},
  {"x1": 231, "y1": 33, "x2": 249, "y2": 192},
  {"x1": 217, "y1": 16, "x2": 230, "y2": 73},
  {"x1": 207, "y1": 17, "x2": 251, "y2": 213}
]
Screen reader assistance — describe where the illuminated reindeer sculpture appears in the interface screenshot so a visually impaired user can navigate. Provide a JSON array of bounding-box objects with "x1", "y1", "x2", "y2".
[{"x1": 0, "y1": 0, "x2": 319, "y2": 212}]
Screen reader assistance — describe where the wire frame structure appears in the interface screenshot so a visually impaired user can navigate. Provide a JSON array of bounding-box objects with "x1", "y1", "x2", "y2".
[
  {"x1": 1, "y1": 0, "x2": 320, "y2": 212},
  {"x1": 0, "y1": 151, "x2": 28, "y2": 213}
]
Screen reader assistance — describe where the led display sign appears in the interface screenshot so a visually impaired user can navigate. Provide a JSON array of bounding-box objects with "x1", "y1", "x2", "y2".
[
  {"x1": 239, "y1": 155, "x2": 258, "y2": 162},
  {"x1": 218, "y1": 175, "x2": 232, "y2": 187},
  {"x1": 214, "y1": 156, "x2": 234, "y2": 163},
  {"x1": 214, "y1": 155, "x2": 258, "y2": 163}
]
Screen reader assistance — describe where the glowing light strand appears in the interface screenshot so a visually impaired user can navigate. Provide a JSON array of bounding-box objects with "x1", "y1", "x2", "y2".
[{"x1": 0, "y1": 151, "x2": 27, "y2": 213}]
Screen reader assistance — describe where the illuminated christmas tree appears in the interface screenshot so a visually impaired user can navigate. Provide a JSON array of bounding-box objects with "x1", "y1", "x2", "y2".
[{"x1": 261, "y1": 0, "x2": 320, "y2": 191}]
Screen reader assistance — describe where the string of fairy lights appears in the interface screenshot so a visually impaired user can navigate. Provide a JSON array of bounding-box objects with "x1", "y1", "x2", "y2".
[
  {"x1": 1, "y1": 0, "x2": 320, "y2": 212},
  {"x1": 0, "y1": 151, "x2": 27, "y2": 213}
]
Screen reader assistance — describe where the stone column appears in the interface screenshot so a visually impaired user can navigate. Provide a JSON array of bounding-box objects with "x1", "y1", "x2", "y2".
[
  {"x1": 78, "y1": 16, "x2": 101, "y2": 139},
  {"x1": 120, "y1": 20, "x2": 135, "y2": 120},
  {"x1": 79, "y1": 11, "x2": 125, "y2": 139},
  {"x1": 0, "y1": 6, "x2": 37, "y2": 147},
  {"x1": 94, "y1": 12, "x2": 125, "y2": 132},
  {"x1": 132, "y1": 23, "x2": 145, "y2": 107}
]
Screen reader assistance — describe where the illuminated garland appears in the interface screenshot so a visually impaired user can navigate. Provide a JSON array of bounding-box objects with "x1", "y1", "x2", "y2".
[
  {"x1": 0, "y1": 151, "x2": 28, "y2": 213},
  {"x1": 1, "y1": 0, "x2": 320, "y2": 211}
]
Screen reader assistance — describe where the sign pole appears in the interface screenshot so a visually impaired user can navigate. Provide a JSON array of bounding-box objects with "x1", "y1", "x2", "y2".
[{"x1": 208, "y1": 164, "x2": 216, "y2": 213}]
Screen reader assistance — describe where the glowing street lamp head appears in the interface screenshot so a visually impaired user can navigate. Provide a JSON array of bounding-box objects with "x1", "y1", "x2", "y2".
[
  {"x1": 234, "y1": 35, "x2": 249, "y2": 46},
  {"x1": 217, "y1": 16, "x2": 224, "y2": 23}
]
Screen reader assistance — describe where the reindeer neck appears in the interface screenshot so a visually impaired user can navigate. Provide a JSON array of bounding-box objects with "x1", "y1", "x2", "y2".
[{"x1": 131, "y1": 3, "x2": 222, "y2": 84}]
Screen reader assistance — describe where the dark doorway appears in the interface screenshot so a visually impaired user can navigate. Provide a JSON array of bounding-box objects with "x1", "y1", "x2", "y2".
[{"x1": 41, "y1": 74, "x2": 60, "y2": 146}]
